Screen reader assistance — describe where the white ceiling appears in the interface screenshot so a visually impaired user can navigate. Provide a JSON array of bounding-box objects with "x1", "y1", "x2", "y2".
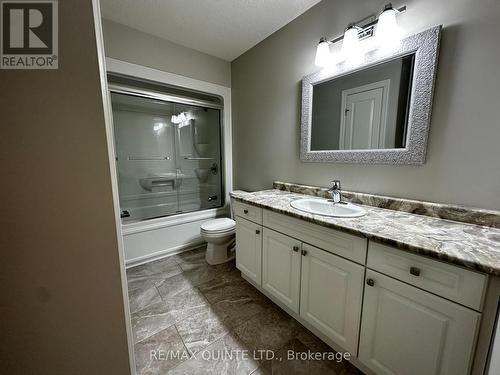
[{"x1": 100, "y1": 0, "x2": 322, "y2": 61}]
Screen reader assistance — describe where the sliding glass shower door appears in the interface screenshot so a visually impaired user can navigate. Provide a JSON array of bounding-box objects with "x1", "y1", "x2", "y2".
[{"x1": 110, "y1": 87, "x2": 223, "y2": 222}]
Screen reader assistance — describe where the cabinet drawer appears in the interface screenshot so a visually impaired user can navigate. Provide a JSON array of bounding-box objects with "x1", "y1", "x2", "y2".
[
  {"x1": 263, "y1": 210, "x2": 367, "y2": 264},
  {"x1": 367, "y1": 242, "x2": 487, "y2": 311},
  {"x1": 233, "y1": 201, "x2": 262, "y2": 224}
]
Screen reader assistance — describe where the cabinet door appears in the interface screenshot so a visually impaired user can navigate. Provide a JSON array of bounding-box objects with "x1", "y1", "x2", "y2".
[
  {"x1": 359, "y1": 270, "x2": 480, "y2": 375},
  {"x1": 262, "y1": 228, "x2": 301, "y2": 313},
  {"x1": 235, "y1": 217, "x2": 262, "y2": 285},
  {"x1": 300, "y1": 243, "x2": 364, "y2": 354}
]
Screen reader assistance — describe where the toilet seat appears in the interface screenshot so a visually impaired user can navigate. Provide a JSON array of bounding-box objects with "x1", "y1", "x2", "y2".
[{"x1": 201, "y1": 218, "x2": 235, "y2": 234}]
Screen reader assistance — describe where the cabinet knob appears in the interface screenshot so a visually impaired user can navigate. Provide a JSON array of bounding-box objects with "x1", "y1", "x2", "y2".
[
  {"x1": 243, "y1": 209, "x2": 249, "y2": 214},
  {"x1": 292, "y1": 246, "x2": 299, "y2": 252},
  {"x1": 410, "y1": 266, "x2": 421, "y2": 276},
  {"x1": 366, "y1": 278, "x2": 375, "y2": 287},
  {"x1": 255, "y1": 229, "x2": 260, "y2": 234},
  {"x1": 301, "y1": 249, "x2": 307, "y2": 256}
]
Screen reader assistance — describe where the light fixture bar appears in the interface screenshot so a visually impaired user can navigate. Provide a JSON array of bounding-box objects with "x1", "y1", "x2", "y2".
[{"x1": 328, "y1": 5, "x2": 406, "y2": 44}]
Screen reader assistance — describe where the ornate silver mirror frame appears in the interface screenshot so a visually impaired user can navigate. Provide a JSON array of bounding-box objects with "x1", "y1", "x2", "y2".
[{"x1": 301, "y1": 25, "x2": 441, "y2": 164}]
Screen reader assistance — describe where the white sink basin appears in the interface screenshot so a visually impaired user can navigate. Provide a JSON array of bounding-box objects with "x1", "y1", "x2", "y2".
[{"x1": 290, "y1": 198, "x2": 366, "y2": 218}]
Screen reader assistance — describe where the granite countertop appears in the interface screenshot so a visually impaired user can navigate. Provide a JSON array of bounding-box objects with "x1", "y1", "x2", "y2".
[{"x1": 230, "y1": 189, "x2": 500, "y2": 276}]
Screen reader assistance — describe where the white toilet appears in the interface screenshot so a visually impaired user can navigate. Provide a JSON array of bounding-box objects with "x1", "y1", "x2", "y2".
[{"x1": 200, "y1": 218, "x2": 236, "y2": 265}]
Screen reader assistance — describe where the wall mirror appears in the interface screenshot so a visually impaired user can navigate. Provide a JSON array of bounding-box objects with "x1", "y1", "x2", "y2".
[{"x1": 301, "y1": 26, "x2": 441, "y2": 164}]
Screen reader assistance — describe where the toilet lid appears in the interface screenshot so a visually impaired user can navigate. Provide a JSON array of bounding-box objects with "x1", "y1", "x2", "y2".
[{"x1": 201, "y1": 218, "x2": 236, "y2": 233}]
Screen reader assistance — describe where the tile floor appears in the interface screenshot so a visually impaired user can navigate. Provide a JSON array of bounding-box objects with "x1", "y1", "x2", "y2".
[{"x1": 126, "y1": 246, "x2": 363, "y2": 375}]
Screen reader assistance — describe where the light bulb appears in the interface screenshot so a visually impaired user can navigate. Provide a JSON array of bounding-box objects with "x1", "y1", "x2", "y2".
[
  {"x1": 341, "y1": 26, "x2": 362, "y2": 64},
  {"x1": 376, "y1": 5, "x2": 401, "y2": 51},
  {"x1": 314, "y1": 37, "x2": 331, "y2": 68},
  {"x1": 153, "y1": 122, "x2": 165, "y2": 132}
]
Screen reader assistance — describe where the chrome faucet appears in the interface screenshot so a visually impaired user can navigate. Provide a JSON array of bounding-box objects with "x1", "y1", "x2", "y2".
[{"x1": 329, "y1": 180, "x2": 342, "y2": 203}]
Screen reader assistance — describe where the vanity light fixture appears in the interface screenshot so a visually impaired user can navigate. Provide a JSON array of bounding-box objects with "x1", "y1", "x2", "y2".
[
  {"x1": 314, "y1": 37, "x2": 331, "y2": 68},
  {"x1": 341, "y1": 24, "x2": 362, "y2": 63},
  {"x1": 314, "y1": 3, "x2": 406, "y2": 67},
  {"x1": 376, "y1": 3, "x2": 403, "y2": 50}
]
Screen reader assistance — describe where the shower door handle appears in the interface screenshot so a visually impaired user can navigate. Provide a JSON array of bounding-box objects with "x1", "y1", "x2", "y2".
[{"x1": 210, "y1": 163, "x2": 218, "y2": 175}]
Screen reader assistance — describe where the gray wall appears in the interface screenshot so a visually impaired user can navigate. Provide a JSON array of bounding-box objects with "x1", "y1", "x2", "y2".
[
  {"x1": 102, "y1": 19, "x2": 231, "y2": 87},
  {"x1": 0, "y1": 2, "x2": 131, "y2": 374},
  {"x1": 231, "y1": 0, "x2": 500, "y2": 210}
]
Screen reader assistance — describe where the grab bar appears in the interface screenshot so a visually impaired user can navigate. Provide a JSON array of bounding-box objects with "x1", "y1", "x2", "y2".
[
  {"x1": 183, "y1": 157, "x2": 216, "y2": 160},
  {"x1": 127, "y1": 156, "x2": 171, "y2": 161}
]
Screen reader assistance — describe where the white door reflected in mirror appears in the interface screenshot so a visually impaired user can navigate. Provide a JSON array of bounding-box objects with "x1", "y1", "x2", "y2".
[
  {"x1": 340, "y1": 79, "x2": 390, "y2": 150},
  {"x1": 310, "y1": 55, "x2": 411, "y2": 152}
]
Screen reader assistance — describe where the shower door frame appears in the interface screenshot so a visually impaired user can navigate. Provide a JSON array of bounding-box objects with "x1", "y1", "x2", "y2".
[
  {"x1": 109, "y1": 83, "x2": 224, "y2": 111},
  {"x1": 109, "y1": 83, "x2": 225, "y2": 220}
]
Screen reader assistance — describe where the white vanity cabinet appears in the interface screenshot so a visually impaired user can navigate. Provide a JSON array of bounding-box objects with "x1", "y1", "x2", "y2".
[
  {"x1": 262, "y1": 228, "x2": 302, "y2": 312},
  {"x1": 261, "y1": 228, "x2": 365, "y2": 353},
  {"x1": 358, "y1": 242, "x2": 485, "y2": 375},
  {"x1": 234, "y1": 202, "x2": 367, "y2": 353},
  {"x1": 235, "y1": 217, "x2": 262, "y2": 285},
  {"x1": 233, "y1": 201, "x2": 486, "y2": 375},
  {"x1": 234, "y1": 201, "x2": 263, "y2": 285},
  {"x1": 359, "y1": 269, "x2": 481, "y2": 375},
  {"x1": 300, "y1": 243, "x2": 365, "y2": 354}
]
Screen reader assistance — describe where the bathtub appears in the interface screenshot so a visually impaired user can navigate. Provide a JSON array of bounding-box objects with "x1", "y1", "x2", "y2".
[{"x1": 122, "y1": 205, "x2": 229, "y2": 267}]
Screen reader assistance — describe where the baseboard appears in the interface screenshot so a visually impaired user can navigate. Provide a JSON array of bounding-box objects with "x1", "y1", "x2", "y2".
[{"x1": 125, "y1": 240, "x2": 206, "y2": 268}]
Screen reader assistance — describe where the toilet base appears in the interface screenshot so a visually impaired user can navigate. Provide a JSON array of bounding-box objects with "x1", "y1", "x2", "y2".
[{"x1": 205, "y1": 240, "x2": 235, "y2": 265}]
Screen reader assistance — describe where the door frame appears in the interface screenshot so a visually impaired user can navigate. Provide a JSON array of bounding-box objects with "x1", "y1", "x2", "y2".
[
  {"x1": 91, "y1": 1, "x2": 136, "y2": 373},
  {"x1": 339, "y1": 79, "x2": 390, "y2": 150},
  {"x1": 92, "y1": 1, "x2": 232, "y2": 373}
]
